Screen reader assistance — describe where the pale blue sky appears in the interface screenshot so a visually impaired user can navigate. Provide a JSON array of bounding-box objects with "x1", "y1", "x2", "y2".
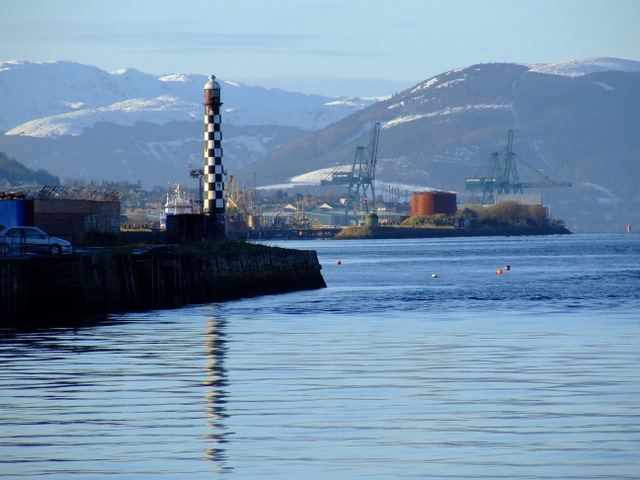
[{"x1": 1, "y1": 0, "x2": 639, "y2": 96}]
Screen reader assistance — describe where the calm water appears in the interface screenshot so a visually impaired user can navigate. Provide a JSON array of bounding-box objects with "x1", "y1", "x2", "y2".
[{"x1": 1, "y1": 234, "x2": 640, "y2": 479}]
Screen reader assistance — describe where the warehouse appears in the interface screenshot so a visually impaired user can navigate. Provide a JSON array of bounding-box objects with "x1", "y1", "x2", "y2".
[{"x1": 0, "y1": 186, "x2": 121, "y2": 244}]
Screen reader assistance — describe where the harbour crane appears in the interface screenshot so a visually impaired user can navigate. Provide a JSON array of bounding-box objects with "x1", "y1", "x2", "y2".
[
  {"x1": 321, "y1": 122, "x2": 381, "y2": 222},
  {"x1": 465, "y1": 130, "x2": 571, "y2": 204},
  {"x1": 188, "y1": 164, "x2": 204, "y2": 212}
]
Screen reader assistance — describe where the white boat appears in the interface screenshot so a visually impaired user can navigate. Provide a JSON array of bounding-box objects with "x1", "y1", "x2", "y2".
[{"x1": 160, "y1": 184, "x2": 194, "y2": 229}]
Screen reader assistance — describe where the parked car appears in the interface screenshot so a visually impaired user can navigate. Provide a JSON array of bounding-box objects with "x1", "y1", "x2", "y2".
[{"x1": 0, "y1": 226, "x2": 73, "y2": 256}]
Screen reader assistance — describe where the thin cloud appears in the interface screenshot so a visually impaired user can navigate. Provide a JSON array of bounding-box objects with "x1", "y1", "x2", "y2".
[{"x1": 13, "y1": 26, "x2": 311, "y2": 52}]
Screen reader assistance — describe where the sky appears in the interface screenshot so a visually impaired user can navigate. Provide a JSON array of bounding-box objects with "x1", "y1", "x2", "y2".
[{"x1": 1, "y1": 0, "x2": 639, "y2": 97}]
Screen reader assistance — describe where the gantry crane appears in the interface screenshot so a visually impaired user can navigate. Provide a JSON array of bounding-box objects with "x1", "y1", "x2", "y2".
[
  {"x1": 321, "y1": 122, "x2": 381, "y2": 222},
  {"x1": 465, "y1": 130, "x2": 570, "y2": 204},
  {"x1": 188, "y1": 163, "x2": 204, "y2": 212}
]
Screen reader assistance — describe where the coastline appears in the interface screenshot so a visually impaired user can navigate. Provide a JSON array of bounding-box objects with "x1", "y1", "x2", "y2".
[
  {"x1": 333, "y1": 225, "x2": 572, "y2": 239},
  {"x1": 0, "y1": 242, "x2": 326, "y2": 331}
]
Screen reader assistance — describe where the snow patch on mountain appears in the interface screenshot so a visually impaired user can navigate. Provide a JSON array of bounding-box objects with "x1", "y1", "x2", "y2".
[
  {"x1": 384, "y1": 114, "x2": 430, "y2": 128},
  {"x1": 143, "y1": 136, "x2": 199, "y2": 161},
  {"x1": 384, "y1": 104, "x2": 513, "y2": 128},
  {"x1": 6, "y1": 96, "x2": 198, "y2": 136},
  {"x1": 591, "y1": 82, "x2": 615, "y2": 91},
  {"x1": 580, "y1": 182, "x2": 620, "y2": 205},
  {"x1": 410, "y1": 78, "x2": 439, "y2": 93},
  {"x1": 225, "y1": 134, "x2": 274, "y2": 165},
  {"x1": 290, "y1": 167, "x2": 337, "y2": 185},
  {"x1": 527, "y1": 57, "x2": 640, "y2": 77},
  {"x1": 436, "y1": 77, "x2": 466, "y2": 89}
]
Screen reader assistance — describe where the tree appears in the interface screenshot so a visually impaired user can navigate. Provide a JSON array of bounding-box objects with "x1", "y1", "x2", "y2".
[
  {"x1": 458, "y1": 207, "x2": 479, "y2": 222},
  {"x1": 487, "y1": 201, "x2": 526, "y2": 225},
  {"x1": 526, "y1": 205, "x2": 548, "y2": 226}
]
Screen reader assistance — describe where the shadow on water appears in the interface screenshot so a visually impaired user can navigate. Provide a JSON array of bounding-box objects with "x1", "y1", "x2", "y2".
[{"x1": 0, "y1": 313, "x2": 119, "y2": 340}]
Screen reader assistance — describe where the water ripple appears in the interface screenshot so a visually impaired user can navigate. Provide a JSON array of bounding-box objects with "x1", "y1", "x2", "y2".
[{"x1": 2, "y1": 235, "x2": 640, "y2": 479}]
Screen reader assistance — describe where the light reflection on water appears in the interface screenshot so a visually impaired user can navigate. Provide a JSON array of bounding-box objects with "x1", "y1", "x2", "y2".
[{"x1": 1, "y1": 234, "x2": 640, "y2": 479}]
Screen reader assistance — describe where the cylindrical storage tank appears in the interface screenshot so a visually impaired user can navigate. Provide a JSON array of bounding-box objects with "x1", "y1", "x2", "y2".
[
  {"x1": 412, "y1": 192, "x2": 435, "y2": 216},
  {"x1": 411, "y1": 191, "x2": 457, "y2": 216},
  {"x1": 433, "y1": 191, "x2": 457, "y2": 216}
]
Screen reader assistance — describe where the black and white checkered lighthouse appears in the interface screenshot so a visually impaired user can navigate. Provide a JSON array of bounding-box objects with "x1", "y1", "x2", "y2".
[{"x1": 202, "y1": 75, "x2": 226, "y2": 240}]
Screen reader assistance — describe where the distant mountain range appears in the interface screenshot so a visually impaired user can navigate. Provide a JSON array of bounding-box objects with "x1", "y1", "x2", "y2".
[
  {"x1": 1, "y1": 57, "x2": 639, "y2": 232},
  {"x1": 0, "y1": 60, "x2": 376, "y2": 186},
  {"x1": 235, "y1": 57, "x2": 640, "y2": 233}
]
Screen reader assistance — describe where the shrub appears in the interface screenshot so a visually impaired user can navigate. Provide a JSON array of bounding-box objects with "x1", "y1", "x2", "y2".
[
  {"x1": 526, "y1": 204, "x2": 548, "y2": 226},
  {"x1": 481, "y1": 201, "x2": 549, "y2": 226},
  {"x1": 487, "y1": 201, "x2": 526, "y2": 225},
  {"x1": 402, "y1": 214, "x2": 453, "y2": 227}
]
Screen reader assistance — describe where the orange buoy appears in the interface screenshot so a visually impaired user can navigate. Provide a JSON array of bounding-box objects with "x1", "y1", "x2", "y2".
[
  {"x1": 336, "y1": 260, "x2": 342, "y2": 265},
  {"x1": 496, "y1": 269, "x2": 504, "y2": 275}
]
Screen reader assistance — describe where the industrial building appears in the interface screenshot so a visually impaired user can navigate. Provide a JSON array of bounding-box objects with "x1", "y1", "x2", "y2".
[{"x1": 0, "y1": 186, "x2": 121, "y2": 244}]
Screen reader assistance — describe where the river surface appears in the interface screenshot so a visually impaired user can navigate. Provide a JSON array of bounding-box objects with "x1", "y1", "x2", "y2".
[{"x1": 1, "y1": 234, "x2": 639, "y2": 479}]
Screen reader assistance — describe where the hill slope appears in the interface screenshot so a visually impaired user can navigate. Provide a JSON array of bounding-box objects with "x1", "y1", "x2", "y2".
[
  {"x1": 0, "y1": 61, "x2": 375, "y2": 187},
  {"x1": 0, "y1": 151, "x2": 59, "y2": 188},
  {"x1": 1, "y1": 58, "x2": 638, "y2": 232},
  {"x1": 234, "y1": 59, "x2": 640, "y2": 232}
]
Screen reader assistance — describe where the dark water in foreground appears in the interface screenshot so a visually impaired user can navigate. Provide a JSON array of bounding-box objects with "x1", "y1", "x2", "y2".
[{"x1": 1, "y1": 234, "x2": 639, "y2": 479}]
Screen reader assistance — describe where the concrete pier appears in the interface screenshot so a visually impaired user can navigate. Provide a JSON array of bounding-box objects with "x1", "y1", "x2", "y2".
[{"x1": 1, "y1": 243, "x2": 326, "y2": 331}]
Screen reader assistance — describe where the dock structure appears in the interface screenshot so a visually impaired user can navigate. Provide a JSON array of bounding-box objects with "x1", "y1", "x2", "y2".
[
  {"x1": 0, "y1": 244, "x2": 326, "y2": 331},
  {"x1": 228, "y1": 227, "x2": 343, "y2": 241}
]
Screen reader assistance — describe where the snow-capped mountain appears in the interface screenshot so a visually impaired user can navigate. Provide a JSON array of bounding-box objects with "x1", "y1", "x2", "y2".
[
  {"x1": 0, "y1": 60, "x2": 375, "y2": 137},
  {"x1": 234, "y1": 57, "x2": 640, "y2": 232},
  {"x1": 0, "y1": 60, "x2": 377, "y2": 188},
  {"x1": 1, "y1": 57, "x2": 639, "y2": 232},
  {"x1": 527, "y1": 56, "x2": 640, "y2": 77}
]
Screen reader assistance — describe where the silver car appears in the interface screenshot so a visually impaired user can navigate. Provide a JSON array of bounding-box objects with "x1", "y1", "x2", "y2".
[{"x1": 0, "y1": 226, "x2": 73, "y2": 256}]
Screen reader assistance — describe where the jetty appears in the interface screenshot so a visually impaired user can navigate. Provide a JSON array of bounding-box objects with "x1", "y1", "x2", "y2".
[{"x1": 0, "y1": 242, "x2": 325, "y2": 331}]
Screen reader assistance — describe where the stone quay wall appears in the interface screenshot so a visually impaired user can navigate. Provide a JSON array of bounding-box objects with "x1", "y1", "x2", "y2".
[{"x1": 0, "y1": 244, "x2": 326, "y2": 330}]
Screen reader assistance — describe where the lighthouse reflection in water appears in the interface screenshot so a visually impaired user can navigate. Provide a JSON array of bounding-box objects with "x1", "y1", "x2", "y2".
[{"x1": 204, "y1": 317, "x2": 231, "y2": 473}]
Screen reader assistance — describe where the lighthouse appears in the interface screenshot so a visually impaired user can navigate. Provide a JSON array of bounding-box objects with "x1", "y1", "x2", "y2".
[{"x1": 203, "y1": 75, "x2": 226, "y2": 240}]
